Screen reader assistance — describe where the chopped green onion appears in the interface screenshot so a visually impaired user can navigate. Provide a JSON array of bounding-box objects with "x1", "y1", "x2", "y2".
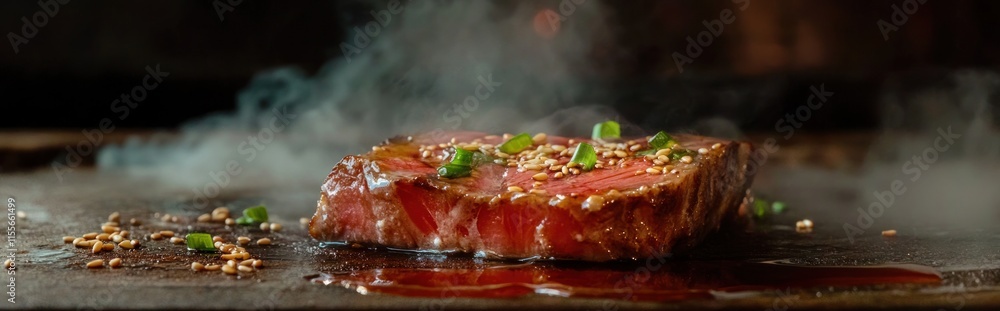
[
  {"x1": 186, "y1": 233, "x2": 216, "y2": 252},
  {"x1": 242, "y1": 205, "x2": 269, "y2": 223},
  {"x1": 648, "y1": 131, "x2": 678, "y2": 150},
  {"x1": 471, "y1": 151, "x2": 494, "y2": 167},
  {"x1": 437, "y1": 163, "x2": 472, "y2": 178},
  {"x1": 569, "y1": 142, "x2": 597, "y2": 171},
  {"x1": 752, "y1": 199, "x2": 769, "y2": 219},
  {"x1": 592, "y1": 121, "x2": 621, "y2": 140},
  {"x1": 450, "y1": 148, "x2": 474, "y2": 166},
  {"x1": 497, "y1": 133, "x2": 533, "y2": 154},
  {"x1": 235, "y1": 216, "x2": 254, "y2": 225},
  {"x1": 771, "y1": 201, "x2": 787, "y2": 214}
]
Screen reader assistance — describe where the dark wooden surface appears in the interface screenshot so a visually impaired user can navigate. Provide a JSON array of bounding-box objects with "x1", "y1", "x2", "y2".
[{"x1": 1, "y1": 131, "x2": 999, "y2": 310}]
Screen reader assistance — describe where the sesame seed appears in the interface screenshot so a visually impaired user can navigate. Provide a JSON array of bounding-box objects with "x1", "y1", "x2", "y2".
[
  {"x1": 260, "y1": 222, "x2": 270, "y2": 231},
  {"x1": 882, "y1": 230, "x2": 897, "y2": 237},
  {"x1": 129, "y1": 218, "x2": 142, "y2": 226},
  {"x1": 86, "y1": 259, "x2": 104, "y2": 269},
  {"x1": 711, "y1": 143, "x2": 722, "y2": 149},
  {"x1": 170, "y1": 237, "x2": 185, "y2": 245},
  {"x1": 3, "y1": 260, "x2": 11, "y2": 270},
  {"x1": 532, "y1": 173, "x2": 548, "y2": 181},
  {"x1": 568, "y1": 139, "x2": 576, "y2": 145},
  {"x1": 103, "y1": 243, "x2": 114, "y2": 251},
  {"x1": 239, "y1": 259, "x2": 254, "y2": 266},
  {"x1": 680, "y1": 155, "x2": 693, "y2": 163},
  {"x1": 270, "y1": 223, "x2": 283, "y2": 232},
  {"x1": 120, "y1": 230, "x2": 130, "y2": 238},
  {"x1": 238, "y1": 265, "x2": 254, "y2": 273},
  {"x1": 225, "y1": 218, "x2": 236, "y2": 226},
  {"x1": 554, "y1": 172, "x2": 565, "y2": 179},
  {"x1": 222, "y1": 265, "x2": 238, "y2": 275},
  {"x1": 92, "y1": 241, "x2": 104, "y2": 254},
  {"x1": 646, "y1": 167, "x2": 661, "y2": 174},
  {"x1": 108, "y1": 212, "x2": 121, "y2": 223},
  {"x1": 561, "y1": 166, "x2": 570, "y2": 175},
  {"x1": 101, "y1": 225, "x2": 119, "y2": 234},
  {"x1": 118, "y1": 240, "x2": 134, "y2": 249},
  {"x1": 300, "y1": 218, "x2": 310, "y2": 226},
  {"x1": 698, "y1": 148, "x2": 709, "y2": 154},
  {"x1": 160, "y1": 231, "x2": 175, "y2": 238},
  {"x1": 197, "y1": 214, "x2": 211, "y2": 222},
  {"x1": 212, "y1": 236, "x2": 224, "y2": 243},
  {"x1": 252, "y1": 260, "x2": 263, "y2": 268},
  {"x1": 150, "y1": 233, "x2": 162, "y2": 240},
  {"x1": 214, "y1": 241, "x2": 224, "y2": 249},
  {"x1": 657, "y1": 155, "x2": 669, "y2": 162},
  {"x1": 613, "y1": 150, "x2": 628, "y2": 158},
  {"x1": 532, "y1": 133, "x2": 547, "y2": 144},
  {"x1": 523, "y1": 164, "x2": 542, "y2": 171},
  {"x1": 257, "y1": 238, "x2": 272, "y2": 245},
  {"x1": 421, "y1": 150, "x2": 431, "y2": 158},
  {"x1": 109, "y1": 258, "x2": 122, "y2": 268},
  {"x1": 221, "y1": 254, "x2": 241, "y2": 260},
  {"x1": 653, "y1": 159, "x2": 665, "y2": 166},
  {"x1": 551, "y1": 145, "x2": 566, "y2": 152},
  {"x1": 96, "y1": 233, "x2": 110, "y2": 241},
  {"x1": 569, "y1": 168, "x2": 581, "y2": 175},
  {"x1": 191, "y1": 262, "x2": 205, "y2": 271},
  {"x1": 533, "y1": 181, "x2": 543, "y2": 188},
  {"x1": 529, "y1": 189, "x2": 547, "y2": 195},
  {"x1": 670, "y1": 169, "x2": 679, "y2": 174},
  {"x1": 634, "y1": 170, "x2": 643, "y2": 176},
  {"x1": 629, "y1": 144, "x2": 642, "y2": 151},
  {"x1": 131, "y1": 240, "x2": 141, "y2": 247},
  {"x1": 549, "y1": 164, "x2": 563, "y2": 171},
  {"x1": 220, "y1": 244, "x2": 236, "y2": 253},
  {"x1": 204, "y1": 264, "x2": 221, "y2": 271},
  {"x1": 655, "y1": 149, "x2": 671, "y2": 157},
  {"x1": 507, "y1": 186, "x2": 524, "y2": 192},
  {"x1": 63, "y1": 236, "x2": 76, "y2": 243},
  {"x1": 566, "y1": 161, "x2": 578, "y2": 168}
]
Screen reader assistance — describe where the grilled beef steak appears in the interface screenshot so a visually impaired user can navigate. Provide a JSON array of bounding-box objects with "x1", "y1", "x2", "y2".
[{"x1": 310, "y1": 131, "x2": 755, "y2": 261}]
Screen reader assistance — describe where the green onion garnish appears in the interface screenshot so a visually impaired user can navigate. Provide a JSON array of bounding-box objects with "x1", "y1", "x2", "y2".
[
  {"x1": 450, "y1": 148, "x2": 474, "y2": 166},
  {"x1": 771, "y1": 201, "x2": 787, "y2": 214},
  {"x1": 242, "y1": 205, "x2": 269, "y2": 223},
  {"x1": 497, "y1": 133, "x2": 533, "y2": 154},
  {"x1": 648, "y1": 131, "x2": 678, "y2": 150},
  {"x1": 753, "y1": 199, "x2": 769, "y2": 219},
  {"x1": 569, "y1": 142, "x2": 597, "y2": 171},
  {"x1": 437, "y1": 163, "x2": 472, "y2": 178},
  {"x1": 592, "y1": 121, "x2": 621, "y2": 140},
  {"x1": 235, "y1": 216, "x2": 254, "y2": 225},
  {"x1": 186, "y1": 233, "x2": 216, "y2": 252}
]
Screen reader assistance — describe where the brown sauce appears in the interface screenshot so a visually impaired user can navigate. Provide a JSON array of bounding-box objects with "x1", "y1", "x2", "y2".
[{"x1": 305, "y1": 258, "x2": 942, "y2": 301}]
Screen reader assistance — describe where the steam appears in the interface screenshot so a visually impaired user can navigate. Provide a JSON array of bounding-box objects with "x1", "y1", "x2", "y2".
[
  {"x1": 856, "y1": 70, "x2": 1000, "y2": 229},
  {"x1": 99, "y1": 1, "x2": 615, "y2": 192}
]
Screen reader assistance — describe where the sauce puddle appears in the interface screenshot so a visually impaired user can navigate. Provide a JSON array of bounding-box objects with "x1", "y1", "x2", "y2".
[{"x1": 305, "y1": 260, "x2": 942, "y2": 301}]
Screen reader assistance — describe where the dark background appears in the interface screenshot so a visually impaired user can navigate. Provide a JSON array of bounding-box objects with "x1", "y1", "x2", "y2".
[{"x1": 2, "y1": 0, "x2": 998, "y2": 131}]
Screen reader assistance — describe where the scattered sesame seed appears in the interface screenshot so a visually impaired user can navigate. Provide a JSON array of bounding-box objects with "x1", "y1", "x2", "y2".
[
  {"x1": 532, "y1": 133, "x2": 547, "y2": 144},
  {"x1": 711, "y1": 143, "x2": 723, "y2": 149},
  {"x1": 523, "y1": 164, "x2": 542, "y2": 171},
  {"x1": 103, "y1": 243, "x2": 114, "y2": 251},
  {"x1": 225, "y1": 218, "x2": 236, "y2": 226},
  {"x1": 3, "y1": 259, "x2": 12, "y2": 270},
  {"x1": 92, "y1": 241, "x2": 104, "y2": 254},
  {"x1": 96, "y1": 233, "x2": 110, "y2": 241},
  {"x1": 698, "y1": 148, "x2": 709, "y2": 154},
  {"x1": 170, "y1": 237, "x2": 185, "y2": 245},
  {"x1": 646, "y1": 167, "x2": 661, "y2": 174},
  {"x1": 882, "y1": 230, "x2": 897, "y2": 237},
  {"x1": 129, "y1": 218, "x2": 142, "y2": 226},
  {"x1": 212, "y1": 236, "x2": 224, "y2": 243},
  {"x1": 204, "y1": 264, "x2": 221, "y2": 271},
  {"x1": 63, "y1": 236, "x2": 76, "y2": 243},
  {"x1": 554, "y1": 172, "x2": 565, "y2": 179},
  {"x1": 257, "y1": 238, "x2": 272, "y2": 245},
  {"x1": 260, "y1": 222, "x2": 270, "y2": 231},
  {"x1": 86, "y1": 259, "x2": 104, "y2": 269},
  {"x1": 197, "y1": 214, "x2": 212, "y2": 222},
  {"x1": 118, "y1": 240, "x2": 134, "y2": 249},
  {"x1": 507, "y1": 186, "x2": 524, "y2": 192},
  {"x1": 655, "y1": 149, "x2": 671, "y2": 157},
  {"x1": 529, "y1": 189, "x2": 547, "y2": 195},
  {"x1": 109, "y1": 258, "x2": 122, "y2": 268},
  {"x1": 150, "y1": 233, "x2": 162, "y2": 240},
  {"x1": 270, "y1": 223, "x2": 283, "y2": 232},
  {"x1": 108, "y1": 212, "x2": 121, "y2": 223},
  {"x1": 238, "y1": 265, "x2": 254, "y2": 273},
  {"x1": 191, "y1": 262, "x2": 205, "y2": 271},
  {"x1": 680, "y1": 155, "x2": 693, "y2": 164},
  {"x1": 160, "y1": 231, "x2": 175, "y2": 238},
  {"x1": 101, "y1": 225, "x2": 119, "y2": 234},
  {"x1": 252, "y1": 260, "x2": 263, "y2": 268},
  {"x1": 583, "y1": 195, "x2": 605, "y2": 212},
  {"x1": 222, "y1": 265, "x2": 238, "y2": 275}
]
